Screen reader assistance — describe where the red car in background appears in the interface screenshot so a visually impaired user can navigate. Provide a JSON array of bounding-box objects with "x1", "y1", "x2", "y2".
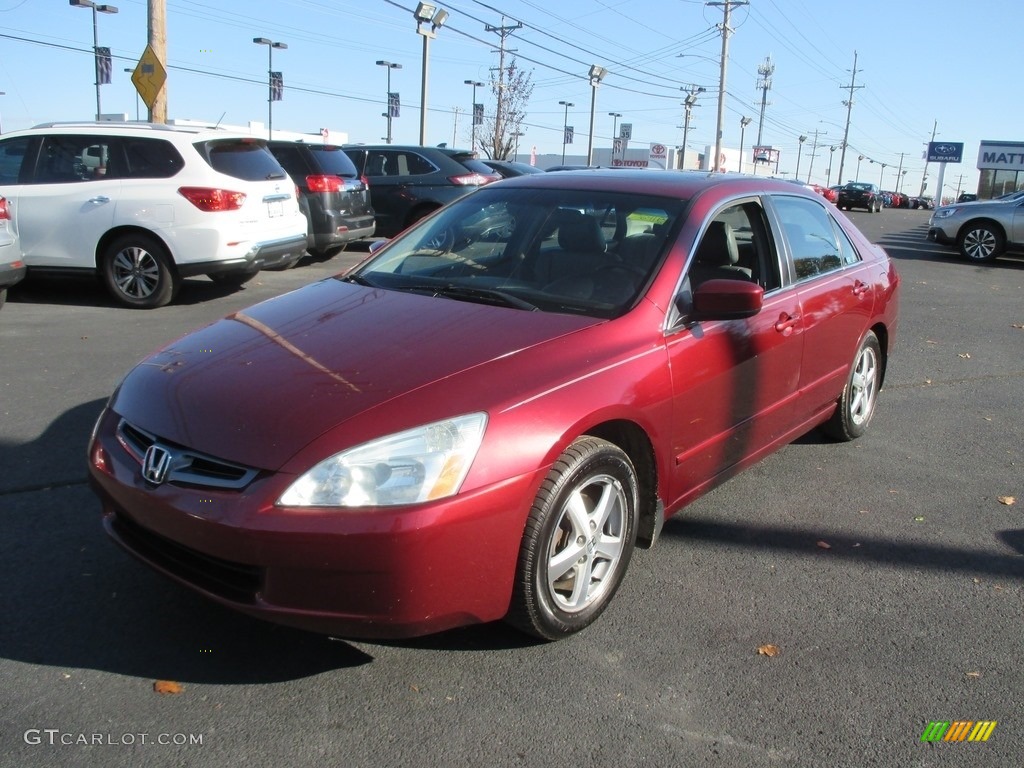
[
  {"x1": 814, "y1": 183, "x2": 839, "y2": 203},
  {"x1": 88, "y1": 172, "x2": 900, "y2": 642}
]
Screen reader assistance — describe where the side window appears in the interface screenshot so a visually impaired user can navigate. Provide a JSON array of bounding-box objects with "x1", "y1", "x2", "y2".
[
  {"x1": 364, "y1": 151, "x2": 393, "y2": 177},
  {"x1": 35, "y1": 135, "x2": 114, "y2": 183},
  {"x1": 689, "y1": 201, "x2": 780, "y2": 292},
  {"x1": 121, "y1": 138, "x2": 184, "y2": 179},
  {"x1": 400, "y1": 152, "x2": 437, "y2": 176},
  {"x1": 772, "y1": 195, "x2": 844, "y2": 281},
  {"x1": 0, "y1": 136, "x2": 32, "y2": 184}
]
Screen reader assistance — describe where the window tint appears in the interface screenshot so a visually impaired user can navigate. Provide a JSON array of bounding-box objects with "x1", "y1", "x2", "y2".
[
  {"x1": 0, "y1": 137, "x2": 31, "y2": 184},
  {"x1": 772, "y1": 195, "x2": 844, "y2": 282},
  {"x1": 448, "y1": 153, "x2": 498, "y2": 176},
  {"x1": 266, "y1": 143, "x2": 310, "y2": 180},
  {"x1": 689, "y1": 201, "x2": 779, "y2": 292},
  {"x1": 34, "y1": 135, "x2": 114, "y2": 183},
  {"x1": 122, "y1": 138, "x2": 184, "y2": 179},
  {"x1": 198, "y1": 139, "x2": 287, "y2": 182},
  {"x1": 398, "y1": 152, "x2": 437, "y2": 176}
]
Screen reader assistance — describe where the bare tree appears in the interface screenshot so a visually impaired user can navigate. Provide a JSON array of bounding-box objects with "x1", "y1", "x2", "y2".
[{"x1": 479, "y1": 57, "x2": 533, "y2": 160}]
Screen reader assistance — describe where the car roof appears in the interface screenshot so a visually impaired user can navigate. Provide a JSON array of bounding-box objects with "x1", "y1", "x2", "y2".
[
  {"x1": 490, "y1": 169, "x2": 820, "y2": 199},
  {"x1": 11, "y1": 122, "x2": 258, "y2": 141}
]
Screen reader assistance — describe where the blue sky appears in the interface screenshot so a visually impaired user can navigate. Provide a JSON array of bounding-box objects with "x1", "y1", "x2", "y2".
[{"x1": 0, "y1": 0, "x2": 1018, "y2": 195}]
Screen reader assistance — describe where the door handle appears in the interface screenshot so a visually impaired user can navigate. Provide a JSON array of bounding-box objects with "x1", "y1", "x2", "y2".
[
  {"x1": 853, "y1": 280, "x2": 871, "y2": 296},
  {"x1": 87, "y1": 196, "x2": 110, "y2": 204},
  {"x1": 774, "y1": 313, "x2": 799, "y2": 334}
]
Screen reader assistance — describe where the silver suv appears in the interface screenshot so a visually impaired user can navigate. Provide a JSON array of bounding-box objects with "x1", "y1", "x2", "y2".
[
  {"x1": 0, "y1": 122, "x2": 308, "y2": 308},
  {"x1": 927, "y1": 191, "x2": 1024, "y2": 262}
]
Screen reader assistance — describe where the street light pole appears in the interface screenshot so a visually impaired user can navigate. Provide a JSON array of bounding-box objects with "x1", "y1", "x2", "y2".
[
  {"x1": 826, "y1": 145, "x2": 837, "y2": 186},
  {"x1": 70, "y1": 0, "x2": 118, "y2": 120},
  {"x1": 738, "y1": 116, "x2": 752, "y2": 172},
  {"x1": 679, "y1": 86, "x2": 704, "y2": 170},
  {"x1": 464, "y1": 79, "x2": 484, "y2": 152},
  {"x1": 795, "y1": 134, "x2": 807, "y2": 180},
  {"x1": 377, "y1": 61, "x2": 402, "y2": 144},
  {"x1": 856, "y1": 154, "x2": 864, "y2": 181},
  {"x1": 123, "y1": 67, "x2": 139, "y2": 120},
  {"x1": 253, "y1": 37, "x2": 286, "y2": 139},
  {"x1": 608, "y1": 111, "x2": 621, "y2": 159},
  {"x1": 414, "y1": 2, "x2": 449, "y2": 146},
  {"x1": 586, "y1": 65, "x2": 607, "y2": 166},
  {"x1": 558, "y1": 100, "x2": 574, "y2": 164}
]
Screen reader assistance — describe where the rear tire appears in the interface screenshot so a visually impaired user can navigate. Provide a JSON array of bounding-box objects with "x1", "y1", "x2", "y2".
[
  {"x1": 824, "y1": 331, "x2": 881, "y2": 441},
  {"x1": 100, "y1": 233, "x2": 178, "y2": 309}
]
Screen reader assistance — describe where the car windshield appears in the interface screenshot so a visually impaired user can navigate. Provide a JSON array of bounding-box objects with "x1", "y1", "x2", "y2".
[
  {"x1": 346, "y1": 187, "x2": 686, "y2": 318},
  {"x1": 845, "y1": 183, "x2": 872, "y2": 190}
]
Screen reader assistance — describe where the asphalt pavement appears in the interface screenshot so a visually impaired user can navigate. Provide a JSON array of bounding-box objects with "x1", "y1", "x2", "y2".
[{"x1": 1, "y1": 210, "x2": 1021, "y2": 767}]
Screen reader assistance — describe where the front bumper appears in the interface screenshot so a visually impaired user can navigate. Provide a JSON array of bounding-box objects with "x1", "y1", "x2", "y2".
[
  {"x1": 926, "y1": 226, "x2": 956, "y2": 246},
  {"x1": 87, "y1": 407, "x2": 542, "y2": 639}
]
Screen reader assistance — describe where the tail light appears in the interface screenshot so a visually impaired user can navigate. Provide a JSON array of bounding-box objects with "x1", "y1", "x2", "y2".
[
  {"x1": 306, "y1": 174, "x2": 343, "y2": 193},
  {"x1": 0, "y1": 196, "x2": 9, "y2": 220},
  {"x1": 178, "y1": 187, "x2": 247, "y2": 211},
  {"x1": 448, "y1": 173, "x2": 500, "y2": 186}
]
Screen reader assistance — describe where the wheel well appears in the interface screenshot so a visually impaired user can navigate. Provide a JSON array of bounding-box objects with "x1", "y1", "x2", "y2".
[
  {"x1": 584, "y1": 420, "x2": 661, "y2": 549},
  {"x1": 870, "y1": 322, "x2": 889, "y2": 388},
  {"x1": 957, "y1": 218, "x2": 1005, "y2": 243},
  {"x1": 95, "y1": 226, "x2": 176, "y2": 274}
]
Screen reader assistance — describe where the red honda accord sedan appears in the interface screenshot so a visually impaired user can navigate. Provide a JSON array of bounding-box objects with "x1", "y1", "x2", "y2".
[{"x1": 88, "y1": 171, "x2": 899, "y2": 641}]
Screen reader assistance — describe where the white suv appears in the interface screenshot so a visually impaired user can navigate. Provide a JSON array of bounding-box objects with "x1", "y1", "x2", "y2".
[{"x1": 0, "y1": 122, "x2": 308, "y2": 308}]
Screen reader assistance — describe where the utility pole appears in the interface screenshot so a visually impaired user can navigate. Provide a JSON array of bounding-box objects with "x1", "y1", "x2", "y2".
[
  {"x1": 919, "y1": 119, "x2": 937, "y2": 197},
  {"x1": 836, "y1": 50, "x2": 862, "y2": 186},
  {"x1": 148, "y1": 0, "x2": 167, "y2": 122},
  {"x1": 485, "y1": 18, "x2": 521, "y2": 158},
  {"x1": 755, "y1": 55, "x2": 773, "y2": 148},
  {"x1": 708, "y1": 1, "x2": 747, "y2": 172},
  {"x1": 806, "y1": 127, "x2": 824, "y2": 183},
  {"x1": 679, "y1": 84, "x2": 704, "y2": 170}
]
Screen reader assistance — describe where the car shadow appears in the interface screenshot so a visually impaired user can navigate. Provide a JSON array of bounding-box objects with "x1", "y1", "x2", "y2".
[
  {"x1": 7, "y1": 274, "x2": 268, "y2": 309},
  {"x1": 662, "y1": 517, "x2": 1024, "y2": 580}
]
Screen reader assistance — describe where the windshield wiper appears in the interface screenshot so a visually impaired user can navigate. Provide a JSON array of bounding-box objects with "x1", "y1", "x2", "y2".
[
  {"x1": 397, "y1": 283, "x2": 539, "y2": 311},
  {"x1": 340, "y1": 273, "x2": 377, "y2": 287}
]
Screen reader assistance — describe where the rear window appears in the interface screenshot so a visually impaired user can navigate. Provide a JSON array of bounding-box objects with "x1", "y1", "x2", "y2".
[
  {"x1": 0, "y1": 137, "x2": 31, "y2": 184},
  {"x1": 197, "y1": 139, "x2": 287, "y2": 182},
  {"x1": 306, "y1": 145, "x2": 358, "y2": 178},
  {"x1": 450, "y1": 153, "x2": 499, "y2": 176}
]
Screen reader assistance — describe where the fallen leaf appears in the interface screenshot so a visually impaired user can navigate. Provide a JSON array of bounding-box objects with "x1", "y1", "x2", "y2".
[
  {"x1": 153, "y1": 680, "x2": 183, "y2": 695},
  {"x1": 958, "y1": 353, "x2": 971, "y2": 359},
  {"x1": 997, "y1": 496, "x2": 1015, "y2": 506},
  {"x1": 984, "y1": 417, "x2": 993, "y2": 421},
  {"x1": 816, "y1": 540, "x2": 831, "y2": 549},
  {"x1": 924, "y1": 379, "x2": 932, "y2": 385},
  {"x1": 757, "y1": 644, "x2": 780, "y2": 657},
  {"x1": 410, "y1": 684, "x2": 420, "y2": 693},
  {"x1": 973, "y1": 578, "x2": 982, "y2": 584}
]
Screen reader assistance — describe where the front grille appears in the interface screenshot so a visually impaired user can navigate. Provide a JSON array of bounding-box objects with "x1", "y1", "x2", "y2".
[
  {"x1": 110, "y1": 512, "x2": 262, "y2": 604},
  {"x1": 117, "y1": 418, "x2": 259, "y2": 490}
]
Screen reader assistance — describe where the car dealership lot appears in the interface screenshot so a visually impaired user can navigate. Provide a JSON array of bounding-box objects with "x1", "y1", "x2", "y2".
[{"x1": 1, "y1": 211, "x2": 1022, "y2": 767}]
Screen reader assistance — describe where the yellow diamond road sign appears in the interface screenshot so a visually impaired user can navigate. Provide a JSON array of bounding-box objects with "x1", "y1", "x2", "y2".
[{"x1": 131, "y1": 45, "x2": 167, "y2": 111}]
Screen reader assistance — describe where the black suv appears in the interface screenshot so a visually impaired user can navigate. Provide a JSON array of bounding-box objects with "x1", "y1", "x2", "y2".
[
  {"x1": 837, "y1": 182, "x2": 882, "y2": 213},
  {"x1": 343, "y1": 145, "x2": 500, "y2": 237},
  {"x1": 267, "y1": 141, "x2": 375, "y2": 257}
]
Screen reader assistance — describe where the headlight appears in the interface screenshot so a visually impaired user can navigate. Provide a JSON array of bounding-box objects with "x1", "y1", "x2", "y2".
[
  {"x1": 933, "y1": 208, "x2": 958, "y2": 219},
  {"x1": 278, "y1": 413, "x2": 487, "y2": 507}
]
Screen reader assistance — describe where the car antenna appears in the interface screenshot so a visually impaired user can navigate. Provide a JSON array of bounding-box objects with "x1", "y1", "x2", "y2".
[{"x1": 213, "y1": 112, "x2": 226, "y2": 130}]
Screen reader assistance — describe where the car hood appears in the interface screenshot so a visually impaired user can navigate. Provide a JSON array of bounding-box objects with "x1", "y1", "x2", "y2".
[{"x1": 111, "y1": 278, "x2": 601, "y2": 470}]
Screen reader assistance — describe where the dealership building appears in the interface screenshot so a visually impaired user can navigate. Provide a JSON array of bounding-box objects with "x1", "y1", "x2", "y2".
[{"x1": 976, "y1": 141, "x2": 1024, "y2": 198}]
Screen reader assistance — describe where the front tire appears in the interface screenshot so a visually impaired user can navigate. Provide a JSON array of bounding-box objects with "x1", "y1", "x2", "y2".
[
  {"x1": 959, "y1": 223, "x2": 1004, "y2": 262},
  {"x1": 101, "y1": 234, "x2": 178, "y2": 308},
  {"x1": 824, "y1": 331, "x2": 881, "y2": 441},
  {"x1": 507, "y1": 437, "x2": 638, "y2": 641}
]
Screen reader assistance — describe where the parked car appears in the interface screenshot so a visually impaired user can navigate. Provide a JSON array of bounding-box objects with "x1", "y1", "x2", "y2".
[
  {"x1": 483, "y1": 159, "x2": 545, "y2": 178},
  {"x1": 0, "y1": 122, "x2": 308, "y2": 308},
  {"x1": 88, "y1": 171, "x2": 900, "y2": 641},
  {"x1": 0, "y1": 195, "x2": 26, "y2": 309},
  {"x1": 927, "y1": 195, "x2": 1024, "y2": 261},
  {"x1": 266, "y1": 140, "x2": 375, "y2": 257},
  {"x1": 343, "y1": 145, "x2": 500, "y2": 237},
  {"x1": 814, "y1": 183, "x2": 838, "y2": 203},
  {"x1": 957, "y1": 192, "x2": 978, "y2": 203},
  {"x1": 837, "y1": 182, "x2": 883, "y2": 213}
]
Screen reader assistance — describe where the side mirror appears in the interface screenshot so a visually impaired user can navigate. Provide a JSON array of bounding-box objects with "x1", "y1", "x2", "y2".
[
  {"x1": 368, "y1": 239, "x2": 388, "y2": 254},
  {"x1": 692, "y1": 279, "x2": 763, "y2": 320}
]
